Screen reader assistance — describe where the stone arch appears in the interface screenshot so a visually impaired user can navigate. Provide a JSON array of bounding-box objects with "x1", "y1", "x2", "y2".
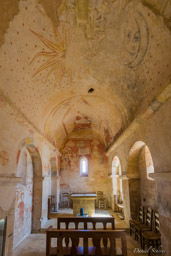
[
  {"x1": 14, "y1": 147, "x2": 34, "y2": 248},
  {"x1": 111, "y1": 156, "x2": 123, "y2": 211},
  {"x1": 124, "y1": 141, "x2": 145, "y2": 221},
  {"x1": 144, "y1": 145, "x2": 154, "y2": 180},
  {"x1": 127, "y1": 141, "x2": 145, "y2": 178},
  {"x1": 49, "y1": 155, "x2": 58, "y2": 210},
  {"x1": 125, "y1": 141, "x2": 156, "y2": 221},
  {"x1": 14, "y1": 138, "x2": 43, "y2": 248},
  {"x1": 139, "y1": 145, "x2": 156, "y2": 209}
]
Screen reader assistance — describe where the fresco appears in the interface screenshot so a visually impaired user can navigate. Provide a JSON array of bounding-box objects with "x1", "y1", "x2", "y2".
[
  {"x1": 60, "y1": 135, "x2": 110, "y2": 199},
  {"x1": 60, "y1": 113, "x2": 110, "y2": 198},
  {"x1": 31, "y1": 0, "x2": 150, "y2": 91},
  {"x1": 30, "y1": 21, "x2": 89, "y2": 87},
  {"x1": 13, "y1": 183, "x2": 33, "y2": 248},
  {"x1": 122, "y1": 11, "x2": 149, "y2": 68}
]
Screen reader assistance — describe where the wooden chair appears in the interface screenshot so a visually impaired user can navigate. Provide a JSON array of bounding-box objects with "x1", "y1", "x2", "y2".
[
  {"x1": 46, "y1": 229, "x2": 127, "y2": 256},
  {"x1": 129, "y1": 206, "x2": 144, "y2": 238},
  {"x1": 141, "y1": 212, "x2": 161, "y2": 255},
  {"x1": 60, "y1": 192, "x2": 70, "y2": 209},
  {"x1": 135, "y1": 207, "x2": 153, "y2": 248},
  {"x1": 48, "y1": 196, "x2": 58, "y2": 219},
  {"x1": 50, "y1": 195, "x2": 57, "y2": 211},
  {"x1": 97, "y1": 191, "x2": 107, "y2": 210}
]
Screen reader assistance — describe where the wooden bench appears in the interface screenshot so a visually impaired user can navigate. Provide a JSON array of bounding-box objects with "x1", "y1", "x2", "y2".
[
  {"x1": 57, "y1": 217, "x2": 115, "y2": 230},
  {"x1": 46, "y1": 229, "x2": 127, "y2": 256}
]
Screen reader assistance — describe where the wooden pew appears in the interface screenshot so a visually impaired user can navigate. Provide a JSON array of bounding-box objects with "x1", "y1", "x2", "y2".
[
  {"x1": 46, "y1": 229, "x2": 127, "y2": 256},
  {"x1": 57, "y1": 216, "x2": 115, "y2": 230}
]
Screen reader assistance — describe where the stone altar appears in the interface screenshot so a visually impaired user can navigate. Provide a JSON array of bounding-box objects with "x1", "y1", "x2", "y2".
[{"x1": 71, "y1": 194, "x2": 97, "y2": 216}]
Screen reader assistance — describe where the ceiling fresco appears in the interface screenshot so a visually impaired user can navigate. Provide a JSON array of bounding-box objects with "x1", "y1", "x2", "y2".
[{"x1": 0, "y1": 0, "x2": 170, "y2": 150}]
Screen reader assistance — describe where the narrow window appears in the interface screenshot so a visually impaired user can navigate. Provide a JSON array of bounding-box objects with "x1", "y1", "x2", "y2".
[{"x1": 80, "y1": 157, "x2": 88, "y2": 177}]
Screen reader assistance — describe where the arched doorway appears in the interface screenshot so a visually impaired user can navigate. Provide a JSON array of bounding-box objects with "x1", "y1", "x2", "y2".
[{"x1": 13, "y1": 140, "x2": 43, "y2": 248}]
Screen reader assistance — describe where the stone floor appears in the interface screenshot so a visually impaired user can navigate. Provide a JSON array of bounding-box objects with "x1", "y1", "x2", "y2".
[{"x1": 13, "y1": 209, "x2": 164, "y2": 256}]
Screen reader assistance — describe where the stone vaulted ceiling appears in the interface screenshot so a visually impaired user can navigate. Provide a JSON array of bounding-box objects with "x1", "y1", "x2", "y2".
[{"x1": 0, "y1": 0, "x2": 171, "y2": 150}]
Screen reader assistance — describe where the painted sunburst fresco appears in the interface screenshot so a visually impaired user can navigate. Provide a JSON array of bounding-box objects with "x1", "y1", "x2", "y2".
[{"x1": 30, "y1": 24, "x2": 73, "y2": 85}]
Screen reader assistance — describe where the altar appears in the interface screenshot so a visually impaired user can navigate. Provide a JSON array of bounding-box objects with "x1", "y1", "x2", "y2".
[{"x1": 71, "y1": 193, "x2": 97, "y2": 216}]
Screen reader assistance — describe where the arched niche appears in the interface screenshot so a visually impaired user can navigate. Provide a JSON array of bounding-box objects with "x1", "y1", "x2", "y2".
[
  {"x1": 14, "y1": 139, "x2": 43, "y2": 249},
  {"x1": 139, "y1": 145, "x2": 156, "y2": 209},
  {"x1": 144, "y1": 145, "x2": 154, "y2": 180},
  {"x1": 125, "y1": 141, "x2": 156, "y2": 222},
  {"x1": 127, "y1": 141, "x2": 145, "y2": 178}
]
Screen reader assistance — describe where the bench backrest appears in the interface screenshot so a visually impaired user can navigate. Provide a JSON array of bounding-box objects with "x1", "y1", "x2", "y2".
[
  {"x1": 46, "y1": 229, "x2": 127, "y2": 256},
  {"x1": 57, "y1": 216, "x2": 115, "y2": 230},
  {"x1": 145, "y1": 207, "x2": 153, "y2": 229},
  {"x1": 138, "y1": 206, "x2": 144, "y2": 223},
  {"x1": 153, "y1": 212, "x2": 160, "y2": 233}
]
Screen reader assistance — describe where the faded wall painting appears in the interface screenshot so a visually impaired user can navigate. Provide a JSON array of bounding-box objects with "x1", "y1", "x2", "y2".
[
  {"x1": 60, "y1": 113, "x2": 110, "y2": 202},
  {"x1": 13, "y1": 183, "x2": 33, "y2": 248},
  {"x1": 13, "y1": 149, "x2": 33, "y2": 249},
  {"x1": 60, "y1": 137, "x2": 110, "y2": 199}
]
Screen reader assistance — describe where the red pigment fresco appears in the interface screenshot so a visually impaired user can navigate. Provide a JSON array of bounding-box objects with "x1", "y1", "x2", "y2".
[
  {"x1": 74, "y1": 115, "x2": 91, "y2": 130},
  {"x1": 97, "y1": 143, "x2": 108, "y2": 164},
  {"x1": 60, "y1": 183, "x2": 67, "y2": 187},
  {"x1": 104, "y1": 128, "x2": 112, "y2": 146},
  {"x1": 18, "y1": 192, "x2": 24, "y2": 221},
  {"x1": 61, "y1": 138, "x2": 107, "y2": 172},
  {"x1": 74, "y1": 122, "x2": 91, "y2": 130}
]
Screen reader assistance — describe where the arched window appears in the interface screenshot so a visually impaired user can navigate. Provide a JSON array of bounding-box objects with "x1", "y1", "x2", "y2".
[{"x1": 80, "y1": 157, "x2": 88, "y2": 177}]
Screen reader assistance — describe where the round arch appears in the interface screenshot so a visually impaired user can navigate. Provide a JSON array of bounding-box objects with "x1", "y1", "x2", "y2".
[
  {"x1": 125, "y1": 141, "x2": 156, "y2": 221},
  {"x1": 14, "y1": 138, "x2": 43, "y2": 249},
  {"x1": 111, "y1": 156, "x2": 123, "y2": 211}
]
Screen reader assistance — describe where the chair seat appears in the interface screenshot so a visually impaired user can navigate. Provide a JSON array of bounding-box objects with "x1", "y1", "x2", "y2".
[
  {"x1": 135, "y1": 223, "x2": 151, "y2": 231},
  {"x1": 50, "y1": 246, "x2": 122, "y2": 256},
  {"x1": 130, "y1": 219, "x2": 141, "y2": 225},
  {"x1": 142, "y1": 231, "x2": 161, "y2": 240}
]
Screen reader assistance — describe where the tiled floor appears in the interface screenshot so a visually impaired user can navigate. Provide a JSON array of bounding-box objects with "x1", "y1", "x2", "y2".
[{"x1": 13, "y1": 209, "x2": 163, "y2": 256}]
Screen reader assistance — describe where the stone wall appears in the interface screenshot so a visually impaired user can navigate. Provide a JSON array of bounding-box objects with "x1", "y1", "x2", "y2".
[
  {"x1": 108, "y1": 98, "x2": 171, "y2": 255},
  {"x1": 139, "y1": 146, "x2": 157, "y2": 210}
]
